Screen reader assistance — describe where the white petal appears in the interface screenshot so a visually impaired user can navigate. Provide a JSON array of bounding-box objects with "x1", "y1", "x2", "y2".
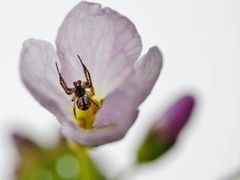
[
  {"x1": 61, "y1": 46, "x2": 162, "y2": 145},
  {"x1": 56, "y1": 1, "x2": 142, "y2": 97},
  {"x1": 61, "y1": 110, "x2": 138, "y2": 146},
  {"x1": 20, "y1": 39, "x2": 71, "y2": 120},
  {"x1": 94, "y1": 46, "x2": 162, "y2": 126},
  {"x1": 133, "y1": 46, "x2": 163, "y2": 104}
]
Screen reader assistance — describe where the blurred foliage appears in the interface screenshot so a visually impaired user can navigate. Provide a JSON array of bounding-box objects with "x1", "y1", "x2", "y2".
[
  {"x1": 223, "y1": 169, "x2": 240, "y2": 180},
  {"x1": 14, "y1": 134, "x2": 105, "y2": 180}
]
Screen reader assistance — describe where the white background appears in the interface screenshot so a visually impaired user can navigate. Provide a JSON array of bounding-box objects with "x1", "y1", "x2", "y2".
[{"x1": 0, "y1": 0, "x2": 240, "y2": 179}]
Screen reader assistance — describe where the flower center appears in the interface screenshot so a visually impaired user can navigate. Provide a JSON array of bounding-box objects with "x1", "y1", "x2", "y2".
[{"x1": 73, "y1": 96, "x2": 103, "y2": 129}]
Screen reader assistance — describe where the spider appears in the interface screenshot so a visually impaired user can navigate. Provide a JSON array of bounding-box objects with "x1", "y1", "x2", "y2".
[{"x1": 55, "y1": 55, "x2": 100, "y2": 119}]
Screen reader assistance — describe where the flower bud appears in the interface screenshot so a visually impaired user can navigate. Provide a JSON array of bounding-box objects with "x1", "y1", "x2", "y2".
[{"x1": 137, "y1": 95, "x2": 196, "y2": 163}]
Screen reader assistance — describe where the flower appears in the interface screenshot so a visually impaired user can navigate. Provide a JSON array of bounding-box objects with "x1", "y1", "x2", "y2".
[
  {"x1": 20, "y1": 1, "x2": 162, "y2": 146},
  {"x1": 137, "y1": 95, "x2": 196, "y2": 163}
]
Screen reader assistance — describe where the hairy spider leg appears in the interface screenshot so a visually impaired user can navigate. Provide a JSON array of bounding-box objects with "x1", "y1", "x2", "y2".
[
  {"x1": 55, "y1": 62, "x2": 75, "y2": 95},
  {"x1": 77, "y1": 55, "x2": 95, "y2": 95}
]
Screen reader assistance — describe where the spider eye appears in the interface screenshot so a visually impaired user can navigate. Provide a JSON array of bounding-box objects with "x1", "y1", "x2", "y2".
[
  {"x1": 73, "y1": 82, "x2": 77, "y2": 86},
  {"x1": 77, "y1": 80, "x2": 81, "y2": 85}
]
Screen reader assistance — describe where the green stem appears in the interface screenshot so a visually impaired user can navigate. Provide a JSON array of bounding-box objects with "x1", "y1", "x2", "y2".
[{"x1": 67, "y1": 140, "x2": 106, "y2": 180}]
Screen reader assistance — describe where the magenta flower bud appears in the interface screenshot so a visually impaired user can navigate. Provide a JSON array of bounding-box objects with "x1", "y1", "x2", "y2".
[
  {"x1": 153, "y1": 95, "x2": 195, "y2": 142},
  {"x1": 137, "y1": 95, "x2": 196, "y2": 163}
]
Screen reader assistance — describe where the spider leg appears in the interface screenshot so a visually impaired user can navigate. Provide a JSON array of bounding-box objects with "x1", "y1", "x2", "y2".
[
  {"x1": 77, "y1": 55, "x2": 95, "y2": 94},
  {"x1": 73, "y1": 101, "x2": 77, "y2": 119},
  {"x1": 86, "y1": 94, "x2": 100, "y2": 109},
  {"x1": 55, "y1": 62, "x2": 75, "y2": 95},
  {"x1": 72, "y1": 95, "x2": 77, "y2": 102}
]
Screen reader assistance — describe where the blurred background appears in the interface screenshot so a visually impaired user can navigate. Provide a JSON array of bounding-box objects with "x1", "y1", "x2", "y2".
[{"x1": 0, "y1": 0, "x2": 240, "y2": 179}]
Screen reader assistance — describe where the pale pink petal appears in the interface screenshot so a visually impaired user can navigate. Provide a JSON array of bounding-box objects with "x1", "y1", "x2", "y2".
[
  {"x1": 61, "y1": 46, "x2": 162, "y2": 145},
  {"x1": 95, "y1": 46, "x2": 162, "y2": 127},
  {"x1": 61, "y1": 110, "x2": 138, "y2": 145},
  {"x1": 56, "y1": 1, "x2": 142, "y2": 97},
  {"x1": 20, "y1": 39, "x2": 71, "y2": 121}
]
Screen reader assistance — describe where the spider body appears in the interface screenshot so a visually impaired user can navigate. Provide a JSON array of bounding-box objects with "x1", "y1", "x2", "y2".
[
  {"x1": 77, "y1": 96, "x2": 91, "y2": 110},
  {"x1": 73, "y1": 80, "x2": 91, "y2": 110},
  {"x1": 74, "y1": 81, "x2": 86, "y2": 97},
  {"x1": 55, "y1": 55, "x2": 99, "y2": 118}
]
